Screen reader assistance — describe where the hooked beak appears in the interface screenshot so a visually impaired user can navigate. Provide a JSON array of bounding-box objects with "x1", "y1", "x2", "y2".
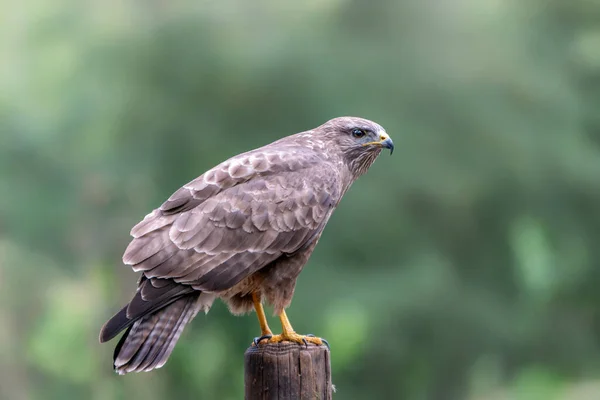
[
  {"x1": 380, "y1": 136, "x2": 394, "y2": 155},
  {"x1": 362, "y1": 132, "x2": 394, "y2": 155}
]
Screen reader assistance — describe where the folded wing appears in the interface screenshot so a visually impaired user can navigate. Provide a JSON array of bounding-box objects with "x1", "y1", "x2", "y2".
[{"x1": 123, "y1": 146, "x2": 341, "y2": 293}]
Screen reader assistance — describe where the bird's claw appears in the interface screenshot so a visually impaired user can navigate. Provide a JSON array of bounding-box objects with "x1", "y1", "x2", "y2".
[
  {"x1": 305, "y1": 334, "x2": 330, "y2": 350},
  {"x1": 262, "y1": 332, "x2": 329, "y2": 348},
  {"x1": 252, "y1": 334, "x2": 273, "y2": 346}
]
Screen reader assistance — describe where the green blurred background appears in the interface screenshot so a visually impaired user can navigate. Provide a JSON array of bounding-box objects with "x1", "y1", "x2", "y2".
[{"x1": 2, "y1": 0, "x2": 600, "y2": 399}]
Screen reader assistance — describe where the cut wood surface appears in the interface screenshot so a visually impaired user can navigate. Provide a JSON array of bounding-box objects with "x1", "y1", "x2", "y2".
[{"x1": 244, "y1": 342, "x2": 332, "y2": 400}]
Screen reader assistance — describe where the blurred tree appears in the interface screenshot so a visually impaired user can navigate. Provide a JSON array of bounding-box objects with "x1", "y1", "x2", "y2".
[{"x1": 2, "y1": 0, "x2": 600, "y2": 399}]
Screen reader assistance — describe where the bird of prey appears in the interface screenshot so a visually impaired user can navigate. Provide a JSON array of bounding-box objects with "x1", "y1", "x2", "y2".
[{"x1": 99, "y1": 116, "x2": 393, "y2": 374}]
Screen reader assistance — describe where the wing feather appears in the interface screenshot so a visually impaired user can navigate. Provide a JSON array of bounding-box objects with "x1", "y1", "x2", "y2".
[{"x1": 124, "y1": 146, "x2": 341, "y2": 292}]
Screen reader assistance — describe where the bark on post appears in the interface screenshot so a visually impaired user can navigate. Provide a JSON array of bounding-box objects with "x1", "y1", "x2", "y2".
[{"x1": 244, "y1": 342, "x2": 332, "y2": 399}]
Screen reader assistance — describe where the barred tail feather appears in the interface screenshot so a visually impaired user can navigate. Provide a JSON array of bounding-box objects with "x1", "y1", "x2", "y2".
[{"x1": 113, "y1": 294, "x2": 200, "y2": 374}]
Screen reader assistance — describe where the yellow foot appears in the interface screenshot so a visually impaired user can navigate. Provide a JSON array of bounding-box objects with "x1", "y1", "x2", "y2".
[{"x1": 254, "y1": 332, "x2": 329, "y2": 348}]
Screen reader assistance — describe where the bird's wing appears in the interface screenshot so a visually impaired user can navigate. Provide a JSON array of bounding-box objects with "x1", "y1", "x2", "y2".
[{"x1": 123, "y1": 146, "x2": 341, "y2": 292}]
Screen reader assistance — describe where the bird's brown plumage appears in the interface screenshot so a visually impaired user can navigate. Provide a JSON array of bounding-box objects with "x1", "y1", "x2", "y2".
[{"x1": 100, "y1": 116, "x2": 392, "y2": 374}]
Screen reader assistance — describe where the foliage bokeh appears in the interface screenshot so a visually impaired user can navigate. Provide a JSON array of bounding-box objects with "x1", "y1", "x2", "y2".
[{"x1": 2, "y1": 0, "x2": 600, "y2": 399}]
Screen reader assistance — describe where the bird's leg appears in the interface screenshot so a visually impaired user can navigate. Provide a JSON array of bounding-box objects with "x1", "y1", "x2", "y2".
[
  {"x1": 266, "y1": 310, "x2": 328, "y2": 347},
  {"x1": 252, "y1": 293, "x2": 273, "y2": 346}
]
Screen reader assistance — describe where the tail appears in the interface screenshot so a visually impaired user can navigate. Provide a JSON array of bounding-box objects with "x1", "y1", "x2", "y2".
[{"x1": 103, "y1": 293, "x2": 201, "y2": 374}]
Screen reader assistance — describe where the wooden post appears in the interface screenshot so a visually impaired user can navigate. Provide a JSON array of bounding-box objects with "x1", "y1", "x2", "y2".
[{"x1": 244, "y1": 342, "x2": 332, "y2": 400}]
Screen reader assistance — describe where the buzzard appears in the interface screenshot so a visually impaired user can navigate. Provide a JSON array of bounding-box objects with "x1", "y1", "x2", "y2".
[{"x1": 99, "y1": 116, "x2": 393, "y2": 374}]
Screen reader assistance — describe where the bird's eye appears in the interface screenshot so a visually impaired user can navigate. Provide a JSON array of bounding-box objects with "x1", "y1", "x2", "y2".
[{"x1": 352, "y1": 128, "x2": 366, "y2": 138}]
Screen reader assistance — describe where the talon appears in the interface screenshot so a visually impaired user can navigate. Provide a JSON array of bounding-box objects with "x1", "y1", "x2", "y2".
[
  {"x1": 304, "y1": 334, "x2": 329, "y2": 349},
  {"x1": 253, "y1": 334, "x2": 272, "y2": 346},
  {"x1": 268, "y1": 310, "x2": 328, "y2": 348},
  {"x1": 264, "y1": 332, "x2": 327, "y2": 347}
]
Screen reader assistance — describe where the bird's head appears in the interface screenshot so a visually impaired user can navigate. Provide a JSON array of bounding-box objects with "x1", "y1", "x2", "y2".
[{"x1": 318, "y1": 116, "x2": 393, "y2": 177}]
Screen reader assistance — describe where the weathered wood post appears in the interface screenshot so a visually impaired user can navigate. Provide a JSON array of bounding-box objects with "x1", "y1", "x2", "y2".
[{"x1": 244, "y1": 342, "x2": 332, "y2": 399}]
